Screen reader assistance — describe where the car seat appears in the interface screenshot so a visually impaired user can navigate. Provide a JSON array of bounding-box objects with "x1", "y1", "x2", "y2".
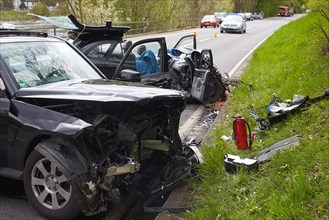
[
  {"x1": 137, "y1": 45, "x2": 146, "y2": 56},
  {"x1": 136, "y1": 45, "x2": 160, "y2": 75},
  {"x1": 122, "y1": 40, "x2": 132, "y2": 53}
]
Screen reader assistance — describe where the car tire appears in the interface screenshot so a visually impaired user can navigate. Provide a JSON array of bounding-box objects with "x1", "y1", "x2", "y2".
[
  {"x1": 220, "y1": 30, "x2": 224, "y2": 33},
  {"x1": 24, "y1": 149, "x2": 81, "y2": 220}
]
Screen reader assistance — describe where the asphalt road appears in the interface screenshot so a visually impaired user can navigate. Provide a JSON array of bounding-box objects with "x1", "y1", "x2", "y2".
[{"x1": 0, "y1": 14, "x2": 303, "y2": 220}]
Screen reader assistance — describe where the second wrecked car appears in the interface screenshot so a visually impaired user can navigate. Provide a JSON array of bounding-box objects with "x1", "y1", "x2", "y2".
[{"x1": 31, "y1": 14, "x2": 227, "y2": 106}]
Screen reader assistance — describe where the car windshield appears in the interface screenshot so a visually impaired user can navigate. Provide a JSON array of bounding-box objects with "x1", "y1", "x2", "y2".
[
  {"x1": 215, "y1": 12, "x2": 226, "y2": 17},
  {"x1": 0, "y1": 41, "x2": 102, "y2": 88},
  {"x1": 203, "y1": 15, "x2": 215, "y2": 20},
  {"x1": 224, "y1": 15, "x2": 242, "y2": 22}
]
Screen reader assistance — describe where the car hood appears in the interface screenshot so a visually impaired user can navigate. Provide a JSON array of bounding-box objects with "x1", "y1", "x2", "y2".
[{"x1": 15, "y1": 79, "x2": 185, "y2": 103}]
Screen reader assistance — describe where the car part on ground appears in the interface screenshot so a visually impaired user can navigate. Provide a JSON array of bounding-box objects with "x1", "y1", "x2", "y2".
[
  {"x1": 249, "y1": 90, "x2": 328, "y2": 130},
  {"x1": 224, "y1": 134, "x2": 302, "y2": 173},
  {"x1": 0, "y1": 29, "x2": 202, "y2": 220},
  {"x1": 257, "y1": 134, "x2": 301, "y2": 162}
]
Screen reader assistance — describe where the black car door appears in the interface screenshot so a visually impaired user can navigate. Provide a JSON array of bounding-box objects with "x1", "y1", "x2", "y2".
[
  {"x1": 82, "y1": 41, "x2": 123, "y2": 79},
  {"x1": 0, "y1": 77, "x2": 10, "y2": 167},
  {"x1": 190, "y1": 49, "x2": 217, "y2": 105}
]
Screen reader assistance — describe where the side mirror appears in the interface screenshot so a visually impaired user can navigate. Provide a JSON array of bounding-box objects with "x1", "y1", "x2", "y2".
[
  {"x1": 120, "y1": 69, "x2": 141, "y2": 82},
  {"x1": 199, "y1": 50, "x2": 214, "y2": 71}
]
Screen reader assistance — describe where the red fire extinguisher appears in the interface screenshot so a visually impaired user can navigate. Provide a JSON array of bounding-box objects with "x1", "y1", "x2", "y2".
[{"x1": 232, "y1": 116, "x2": 254, "y2": 150}]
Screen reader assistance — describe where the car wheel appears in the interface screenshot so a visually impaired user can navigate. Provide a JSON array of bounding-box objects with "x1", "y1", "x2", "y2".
[{"x1": 24, "y1": 149, "x2": 81, "y2": 220}]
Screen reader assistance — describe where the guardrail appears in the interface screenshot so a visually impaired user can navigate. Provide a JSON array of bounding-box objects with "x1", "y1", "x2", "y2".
[{"x1": 2, "y1": 18, "x2": 200, "y2": 38}]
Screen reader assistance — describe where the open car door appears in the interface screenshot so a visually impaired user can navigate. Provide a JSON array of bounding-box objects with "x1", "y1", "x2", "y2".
[
  {"x1": 173, "y1": 34, "x2": 196, "y2": 50},
  {"x1": 189, "y1": 49, "x2": 220, "y2": 105},
  {"x1": 113, "y1": 38, "x2": 169, "y2": 83}
]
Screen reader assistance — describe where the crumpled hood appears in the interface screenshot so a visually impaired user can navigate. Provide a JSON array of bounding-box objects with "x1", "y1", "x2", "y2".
[{"x1": 15, "y1": 79, "x2": 185, "y2": 103}]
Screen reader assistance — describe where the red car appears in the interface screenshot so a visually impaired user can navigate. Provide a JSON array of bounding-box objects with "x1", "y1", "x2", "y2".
[{"x1": 200, "y1": 15, "x2": 220, "y2": 28}]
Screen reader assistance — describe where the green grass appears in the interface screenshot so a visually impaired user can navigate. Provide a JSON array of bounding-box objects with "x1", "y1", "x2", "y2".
[{"x1": 185, "y1": 13, "x2": 329, "y2": 220}]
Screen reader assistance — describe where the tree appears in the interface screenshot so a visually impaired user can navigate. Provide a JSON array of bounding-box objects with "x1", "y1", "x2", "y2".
[
  {"x1": 233, "y1": 0, "x2": 258, "y2": 12},
  {"x1": 55, "y1": 0, "x2": 117, "y2": 24},
  {"x1": 0, "y1": 0, "x2": 14, "y2": 10},
  {"x1": 30, "y1": 2, "x2": 50, "y2": 16},
  {"x1": 307, "y1": 0, "x2": 329, "y2": 55}
]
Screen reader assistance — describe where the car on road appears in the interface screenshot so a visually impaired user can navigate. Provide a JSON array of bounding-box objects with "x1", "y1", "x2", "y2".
[
  {"x1": 0, "y1": 29, "x2": 202, "y2": 220},
  {"x1": 214, "y1": 12, "x2": 227, "y2": 24},
  {"x1": 253, "y1": 11, "x2": 264, "y2": 20},
  {"x1": 200, "y1": 15, "x2": 220, "y2": 28},
  {"x1": 228, "y1": 12, "x2": 247, "y2": 21},
  {"x1": 244, "y1": 12, "x2": 253, "y2": 21},
  {"x1": 220, "y1": 15, "x2": 247, "y2": 34}
]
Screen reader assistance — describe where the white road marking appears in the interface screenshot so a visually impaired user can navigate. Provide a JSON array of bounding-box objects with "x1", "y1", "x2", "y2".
[
  {"x1": 228, "y1": 34, "x2": 272, "y2": 77},
  {"x1": 199, "y1": 38, "x2": 210, "y2": 42}
]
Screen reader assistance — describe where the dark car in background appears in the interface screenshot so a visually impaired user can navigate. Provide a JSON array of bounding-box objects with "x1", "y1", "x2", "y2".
[
  {"x1": 0, "y1": 29, "x2": 201, "y2": 220},
  {"x1": 200, "y1": 15, "x2": 220, "y2": 28},
  {"x1": 220, "y1": 15, "x2": 247, "y2": 34}
]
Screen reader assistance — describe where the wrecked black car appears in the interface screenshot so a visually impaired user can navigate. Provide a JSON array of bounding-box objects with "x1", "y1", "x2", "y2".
[
  {"x1": 0, "y1": 29, "x2": 202, "y2": 219},
  {"x1": 32, "y1": 14, "x2": 227, "y2": 106}
]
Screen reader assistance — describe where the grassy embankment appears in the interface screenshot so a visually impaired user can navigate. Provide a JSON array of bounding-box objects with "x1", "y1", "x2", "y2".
[{"x1": 185, "y1": 13, "x2": 329, "y2": 220}]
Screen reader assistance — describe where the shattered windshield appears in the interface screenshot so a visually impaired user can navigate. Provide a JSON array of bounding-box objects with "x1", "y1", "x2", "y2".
[{"x1": 0, "y1": 41, "x2": 102, "y2": 88}]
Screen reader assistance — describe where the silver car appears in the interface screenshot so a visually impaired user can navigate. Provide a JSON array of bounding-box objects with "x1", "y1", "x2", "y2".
[{"x1": 220, "y1": 15, "x2": 247, "y2": 34}]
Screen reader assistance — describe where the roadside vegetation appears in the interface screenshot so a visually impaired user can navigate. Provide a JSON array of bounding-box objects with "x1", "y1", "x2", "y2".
[
  {"x1": 1, "y1": 0, "x2": 305, "y2": 24},
  {"x1": 185, "y1": 11, "x2": 329, "y2": 220}
]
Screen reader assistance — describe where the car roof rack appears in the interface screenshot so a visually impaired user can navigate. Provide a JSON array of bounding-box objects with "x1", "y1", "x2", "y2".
[{"x1": 0, "y1": 29, "x2": 48, "y2": 37}]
